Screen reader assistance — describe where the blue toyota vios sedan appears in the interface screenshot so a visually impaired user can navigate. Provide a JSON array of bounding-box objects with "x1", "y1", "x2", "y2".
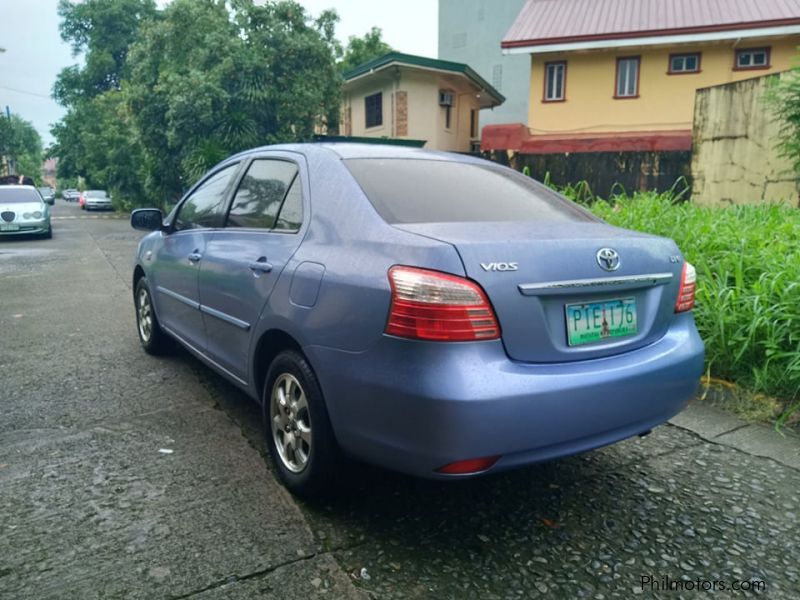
[{"x1": 131, "y1": 143, "x2": 704, "y2": 496}]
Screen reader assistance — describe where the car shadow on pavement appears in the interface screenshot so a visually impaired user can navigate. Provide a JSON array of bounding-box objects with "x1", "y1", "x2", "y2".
[
  {"x1": 172, "y1": 344, "x2": 639, "y2": 536},
  {"x1": 163, "y1": 347, "x2": 797, "y2": 598}
]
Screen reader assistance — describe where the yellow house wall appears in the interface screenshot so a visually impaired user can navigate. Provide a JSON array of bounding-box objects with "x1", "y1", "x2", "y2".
[
  {"x1": 528, "y1": 36, "x2": 800, "y2": 134},
  {"x1": 343, "y1": 74, "x2": 395, "y2": 139},
  {"x1": 342, "y1": 68, "x2": 482, "y2": 152}
]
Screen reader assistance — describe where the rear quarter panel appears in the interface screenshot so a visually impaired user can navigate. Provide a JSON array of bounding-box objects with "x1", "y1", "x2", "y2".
[{"x1": 249, "y1": 149, "x2": 465, "y2": 355}]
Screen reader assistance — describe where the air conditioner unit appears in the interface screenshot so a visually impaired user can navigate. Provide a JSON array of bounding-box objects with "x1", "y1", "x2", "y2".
[{"x1": 439, "y1": 91, "x2": 454, "y2": 107}]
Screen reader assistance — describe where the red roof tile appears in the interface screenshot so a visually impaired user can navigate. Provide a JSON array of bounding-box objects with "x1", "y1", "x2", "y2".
[{"x1": 503, "y1": 0, "x2": 800, "y2": 48}]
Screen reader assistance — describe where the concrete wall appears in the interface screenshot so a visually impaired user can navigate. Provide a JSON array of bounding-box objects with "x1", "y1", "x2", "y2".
[
  {"x1": 527, "y1": 36, "x2": 800, "y2": 135},
  {"x1": 438, "y1": 0, "x2": 529, "y2": 127},
  {"x1": 692, "y1": 73, "x2": 798, "y2": 206}
]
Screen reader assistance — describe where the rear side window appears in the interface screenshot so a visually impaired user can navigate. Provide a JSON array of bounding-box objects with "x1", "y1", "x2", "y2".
[
  {"x1": 227, "y1": 159, "x2": 299, "y2": 229},
  {"x1": 344, "y1": 159, "x2": 594, "y2": 224},
  {"x1": 174, "y1": 164, "x2": 238, "y2": 231},
  {"x1": 274, "y1": 178, "x2": 303, "y2": 232}
]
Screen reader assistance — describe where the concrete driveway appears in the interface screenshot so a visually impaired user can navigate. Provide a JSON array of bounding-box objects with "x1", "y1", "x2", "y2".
[{"x1": 1, "y1": 201, "x2": 798, "y2": 598}]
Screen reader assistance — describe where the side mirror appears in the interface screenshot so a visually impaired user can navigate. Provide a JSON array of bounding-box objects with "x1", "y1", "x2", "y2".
[
  {"x1": 44, "y1": 198, "x2": 55, "y2": 206},
  {"x1": 131, "y1": 208, "x2": 165, "y2": 232}
]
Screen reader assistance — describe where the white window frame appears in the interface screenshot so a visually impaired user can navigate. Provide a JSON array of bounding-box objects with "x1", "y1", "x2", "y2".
[
  {"x1": 615, "y1": 57, "x2": 640, "y2": 98},
  {"x1": 543, "y1": 61, "x2": 566, "y2": 102},
  {"x1": 669, "y1": 53, "x2": 701, "y2": 73},
  {"x1": 736, "y1": 47, "x2": 770, "y2": 70}
]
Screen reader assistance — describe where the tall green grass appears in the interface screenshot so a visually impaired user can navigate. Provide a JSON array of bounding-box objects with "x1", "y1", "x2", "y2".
[{"x1": 557, "y1": 185, "x2": 800, "y2": 424}]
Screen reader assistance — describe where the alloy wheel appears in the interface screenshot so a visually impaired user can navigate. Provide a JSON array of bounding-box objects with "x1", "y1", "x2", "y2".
[
  {"x1": 270, "y1": 373, "x2": 312, "y2": 473},
  {"x1": 137, "y1": 287, "x2": 153, "y2": 343}
]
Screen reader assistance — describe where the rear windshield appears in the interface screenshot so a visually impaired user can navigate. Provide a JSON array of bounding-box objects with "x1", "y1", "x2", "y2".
[
  {"x1": 86, "y1": 191, "x2": 108, "y2": 198},
  {"x1": 0, "y1": 188, "x2": 42, "y2": 204},
  {"x1": 344, "y1": 158, "x2": 595, "y2": 224}
]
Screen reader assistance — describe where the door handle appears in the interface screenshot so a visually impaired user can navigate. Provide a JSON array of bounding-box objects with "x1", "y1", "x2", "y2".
[
  {"x1": 188, "y1": 251, "x2": 202, "y2": 263},
  {"x1": 249, "y1": 257, "x2": 273, "y2": 273}
]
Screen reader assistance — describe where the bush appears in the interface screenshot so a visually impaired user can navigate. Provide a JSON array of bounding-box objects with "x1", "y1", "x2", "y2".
[{"x1": 581, "y1": 191, "x2": 800, "y2": 424}]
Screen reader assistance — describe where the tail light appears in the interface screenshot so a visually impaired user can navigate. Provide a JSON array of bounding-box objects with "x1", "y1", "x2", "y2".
[
  {"x1": 675, "y1": 261, "x2": 696, "y2": 313},
  {"x1": 386, "y1": 266, "x2": 500, "y2": 341}
]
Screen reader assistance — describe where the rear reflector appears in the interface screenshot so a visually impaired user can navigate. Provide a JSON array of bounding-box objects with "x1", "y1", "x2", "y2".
[
  {"x1": 675, "y1": 261, "x2": 696, "y2": 313},
  {"x1": 386, "y1": 266, "x2": 500, "y2": 341},
  {"x1": 436, "y1": 456, "x2": 501, "y2": 475}
]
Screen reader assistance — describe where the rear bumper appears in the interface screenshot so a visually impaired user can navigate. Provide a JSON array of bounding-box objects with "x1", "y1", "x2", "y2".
[
  {"x1": 86, "y1": 202, "x2": 113, "y2": 210},
  {"x1": 306, "y1": 313, "x2": 704, "y2": 478}
]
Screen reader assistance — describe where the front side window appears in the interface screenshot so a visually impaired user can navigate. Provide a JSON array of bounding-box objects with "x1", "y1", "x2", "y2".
[
  {"x1": 615, "y1": 57, "x2": 640, "y2": 98},
  {"x1": 174, "y1": 164, "x2": 238, "y2": 231},
  {"x1": 544, "y1": 61, "x2": 566, "y2": 101},
  {"x1": 736, "y1": 48, "x2": 770, "y2": 70},
  {"x1": 227, "y1": 159, "x2": 299, "y2": 229},
  {"x1": 669, "y1": 53, "x2": 701, "y2": 74},
  {"x1": 365, "y1": 92, "x2": 383, "y2": 128}
]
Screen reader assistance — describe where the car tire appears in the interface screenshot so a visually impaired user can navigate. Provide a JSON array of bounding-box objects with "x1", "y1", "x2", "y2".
[
  {"x1": 42, "y1": 228, "x2": 52, "y2": 239},
  {"x1": 263, "y1": 350, "x2": 340, "y2": 497},
  {"x1": 134, "y1": 276, "x2": 171, "y2": 355}
]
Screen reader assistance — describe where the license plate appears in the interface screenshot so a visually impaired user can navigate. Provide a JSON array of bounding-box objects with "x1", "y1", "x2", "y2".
[
  {"x1": 0, "y1": 223, "x2": 19, "y2": 232},
  {"x1": 565, "y1": 297, "x2": 637, "y2": 346}
]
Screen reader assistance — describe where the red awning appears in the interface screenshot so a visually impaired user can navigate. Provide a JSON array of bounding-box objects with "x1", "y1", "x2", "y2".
[{"x1": 481, "y1": 124, "x2": 692, "y2": 154}]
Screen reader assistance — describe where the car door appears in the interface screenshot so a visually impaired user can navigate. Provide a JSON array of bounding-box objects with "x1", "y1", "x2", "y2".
[
  {"x1": 198, "y1": 155, "x2": 307, "y2": 380},
  {"x1": 151, "y1": 163, "x2": 241, "y2": 351}
]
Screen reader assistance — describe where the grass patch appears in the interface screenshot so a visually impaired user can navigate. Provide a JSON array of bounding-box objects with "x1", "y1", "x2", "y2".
[{"x1": 554, "y1": 184, "x2": 800, "y2": 426}]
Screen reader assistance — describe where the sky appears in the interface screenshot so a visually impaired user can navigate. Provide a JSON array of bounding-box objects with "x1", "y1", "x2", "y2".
[{"x1": 0, "y1": 0, "x2": 438, "y2": 147}]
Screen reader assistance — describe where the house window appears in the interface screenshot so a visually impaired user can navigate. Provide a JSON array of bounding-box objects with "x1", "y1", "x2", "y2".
[
  {"x1": 544, "y1": 61, "x2": 566, "y2": 101},
  {"x1": 445, "y1": 105, "x2": 452, "y2": 129},
  {"x1": 735, "y1": 47, "x2": 771, "y2": 70},
  {"x1": 669, "y1": 53, "x2": 701, "y2": 74},
  {"x1": 365, "y1": 92, "x2": 382, "y2": 128},
  {"x1": 615, "y1": 56, "x2": 640, "y2": 98},
  {"x1": 470, "y1": 109, "x2": 478, "y2": 138}
]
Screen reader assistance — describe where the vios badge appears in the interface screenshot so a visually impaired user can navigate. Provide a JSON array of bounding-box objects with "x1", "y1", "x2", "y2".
[
  {"x1": 481, "y1": 262, "x2": 518, "y2": 272},
  {"x1": 596, "y1": 248, "x2": 620, "y2": 272}
]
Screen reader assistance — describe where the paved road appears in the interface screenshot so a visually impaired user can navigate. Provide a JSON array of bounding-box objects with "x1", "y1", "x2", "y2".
[{"x1": 2, "y1": 201, "x2": 799, "y2": 599}]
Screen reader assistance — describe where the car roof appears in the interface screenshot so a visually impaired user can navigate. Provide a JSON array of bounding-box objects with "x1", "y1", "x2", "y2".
[
  {"x1": 0, "y1": 185, "x2": 38, "y2": 191},
  {"x1": 227, "y1": 142, "x2": 488, "y2": 165}
]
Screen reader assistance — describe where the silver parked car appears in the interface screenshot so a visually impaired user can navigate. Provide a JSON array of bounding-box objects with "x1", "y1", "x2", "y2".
[
  {"x1": 37, "y1": 186, "x2": 55, "y2": 205},
  {"x1": 0, "y1": 186, "x2": 52, "y2": 238},
  {"x1": 83, "y1": 190, "x2": 113, "y2": 211},
  {"x1": 62, "y1": 189, "x2": 80, "y2": 202}
]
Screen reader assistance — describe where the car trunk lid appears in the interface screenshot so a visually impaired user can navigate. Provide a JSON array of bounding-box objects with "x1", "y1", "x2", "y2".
[{"x1": 395, "y1": 221, "x2": 685, "y2": 363}]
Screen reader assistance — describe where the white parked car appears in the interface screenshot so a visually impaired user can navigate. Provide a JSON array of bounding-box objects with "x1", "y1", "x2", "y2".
[{"x1": 0, "y1": 186, "x2": 52, "y2": 238}]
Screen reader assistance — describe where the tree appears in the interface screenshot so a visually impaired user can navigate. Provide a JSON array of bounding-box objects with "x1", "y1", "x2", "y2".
[
  {"x1": 51, "y1": 91, "x2": 145, "y2": 197},
  {"x1": 51, "y1": 0, "x2": 364, "y2": 208},
  {"x1": 126, "y1": 0, "x2": 342, "y2": 202},
  {"x1": 338, "y1": 27, "x2": 394, "y2": 74},
  {"x1": 0, "y1": 114, "x2": 43, "y2": 181},
  {"x1": 54, "y1": 0, "x2": 157, "y2": 105},
  {"x1": 767, "y1": 70, "x2": 800, "y2": 178},
  {"x1": 52, "y1": 0, "x2": 157, "y2": 201}
]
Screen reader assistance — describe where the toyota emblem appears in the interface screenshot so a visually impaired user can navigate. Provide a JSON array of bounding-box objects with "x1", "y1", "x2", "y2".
[{"x1": 596, "y1": 248, "x2": 621, "y2": 272}]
